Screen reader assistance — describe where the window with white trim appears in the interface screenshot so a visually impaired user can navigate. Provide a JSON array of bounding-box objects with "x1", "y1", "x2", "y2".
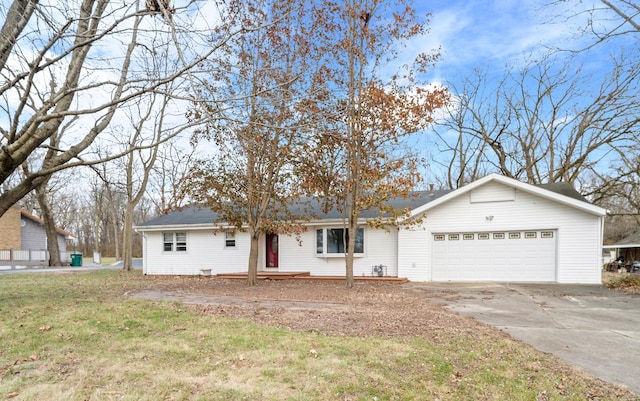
[
  {"x1": 225, "y1": 231, "x2": 236, "y2": 248},
  {"x1": 163, "y1": 233, "x2": 187, "y2": 252},
  {"x1": 316, "y1": 229, "x2": 323, "y2": 254},
  {"x1": 163, "y1": 233, "x2": 173, "y2": 251},
  {"x1": 316, "y1": 227, "x2": 364, "y2": 255}
]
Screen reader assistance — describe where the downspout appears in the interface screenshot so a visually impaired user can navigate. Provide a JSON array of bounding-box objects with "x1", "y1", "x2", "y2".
[
  {"x1": 600, "y1": 211, "x2": 608, "y2": 275},
  {"x1": 142, "y1": 232, "x2": 147, "y2": 275},
  {"x1": 135, "y1": 228, "x2": 147, "y2": 275}
]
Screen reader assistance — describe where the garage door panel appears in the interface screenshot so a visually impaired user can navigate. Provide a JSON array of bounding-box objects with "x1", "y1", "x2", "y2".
[{"x1": 432, "y1": 230, "x2": 556, "y2": 282}]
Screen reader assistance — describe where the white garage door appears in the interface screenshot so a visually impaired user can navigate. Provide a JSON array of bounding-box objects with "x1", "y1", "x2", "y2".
[{"x1": 431, "y1": 230, "x2": 556, "y2": 282}]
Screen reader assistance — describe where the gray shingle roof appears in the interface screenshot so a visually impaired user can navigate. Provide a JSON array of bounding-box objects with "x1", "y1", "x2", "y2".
[
  {"x1": 535, "y1": 182, "x2": 588, "y2": 203},
  {"x1": 610, "y1": 231, "x2": 640, "y2": 246},
  {"x1": 138, "y1": 189, "x2": 452, "y2": 227},
  {"x1": 138, "y1": 206, "x2": 218, "y2": 226},
  {"x1": 138, "y1": 181, "x2": 590, "y2": 227}
]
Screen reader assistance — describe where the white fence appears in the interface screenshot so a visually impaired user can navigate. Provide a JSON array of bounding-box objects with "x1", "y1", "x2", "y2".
[{"x1": 0, "y1": 249, "x2": 72, "y2": 267}]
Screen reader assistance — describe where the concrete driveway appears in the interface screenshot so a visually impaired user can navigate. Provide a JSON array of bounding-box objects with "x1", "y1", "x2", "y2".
[{"x1": 407, "y1": 282, "x2": 640, "y2": 395}]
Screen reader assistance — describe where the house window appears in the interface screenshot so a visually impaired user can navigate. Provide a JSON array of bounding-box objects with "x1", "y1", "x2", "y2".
[
  {"x1": 163, "y1": 233, "x2": 187, "y2": 252},
  {"x1": 163, "y1": 233, "x2": 173, "y2": 251},
  {"x1": 316, "y1": 227, "x2": 364, "y2": 255},
  {"x1": 225, "y1": 231, "x2": 236, "y2": 248},
  {"x1": 175, "y1": 233, "x2": 187, "y2": 251},
  {"x1": 316, "y1": 229, "x2": 323, "y2": 254}
]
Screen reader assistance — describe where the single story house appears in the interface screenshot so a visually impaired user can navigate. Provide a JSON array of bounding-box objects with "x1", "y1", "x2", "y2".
[
  {"x1": 0, "y1": 207, "x2": 76, "y2": 267},
  {"x1": 603, "y1": 231, "x2": 640, "y2": 267},
  {"x1": 136, "y1": 174, "x2": 607, "y2": 283}
]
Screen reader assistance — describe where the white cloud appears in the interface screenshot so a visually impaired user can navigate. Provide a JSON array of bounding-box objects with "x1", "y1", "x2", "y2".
[{"x1": 416, "y1": 0, "x2": 609, "y2": 79}]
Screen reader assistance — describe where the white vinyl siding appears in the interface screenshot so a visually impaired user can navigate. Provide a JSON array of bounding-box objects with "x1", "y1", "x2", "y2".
[
  {"x1": 398, "y1": 181, "x2": 603, "y2": 284},
  {"x1": 140, "y1": 178, "x2": 604, "y2": 284},
  {"x1": 145, "y1": 230, "x2": 249, "y2": 275},
  {"x1": 278, "y1": 226, "x2": 398, "y2": 277},
  {"x1": 143, "y1": 226, "x2": 399, "y2": 277}
]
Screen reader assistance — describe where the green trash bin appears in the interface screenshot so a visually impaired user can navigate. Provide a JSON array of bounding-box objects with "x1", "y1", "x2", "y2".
[{"x1": 70, "y1": 253, "x2": 83, "y2": 267}]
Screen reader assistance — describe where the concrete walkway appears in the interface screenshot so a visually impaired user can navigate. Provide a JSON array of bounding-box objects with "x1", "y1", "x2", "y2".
[{"x1": 408, "y1": 283, "x2": 640, "y2": 395}]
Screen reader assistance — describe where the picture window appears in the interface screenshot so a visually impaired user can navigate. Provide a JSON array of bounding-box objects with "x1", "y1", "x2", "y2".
[{"x1": 316, "y1": 227, "x2": 364, "y2": 254}]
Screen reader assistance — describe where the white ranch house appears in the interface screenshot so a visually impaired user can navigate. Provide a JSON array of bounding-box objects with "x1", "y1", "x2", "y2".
[{"x1": 136, "y1": 174, "x2": 607, "y2": 283}]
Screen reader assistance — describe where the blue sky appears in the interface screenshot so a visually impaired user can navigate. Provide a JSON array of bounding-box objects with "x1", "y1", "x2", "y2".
[
  {"x1": 398, "y1": 0, "x2": 638, "y2": 186},
  {"x1": 418, "y1": 0, "x2": 595, "y2": 83},
  {"x1": 416, "y1": 0, "x2": 637, "y2": 85}
]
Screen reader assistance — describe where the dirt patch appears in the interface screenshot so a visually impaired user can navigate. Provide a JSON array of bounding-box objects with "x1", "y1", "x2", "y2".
[{"x1": 129, "y1": 277, "x2": 490, "y2": 340}]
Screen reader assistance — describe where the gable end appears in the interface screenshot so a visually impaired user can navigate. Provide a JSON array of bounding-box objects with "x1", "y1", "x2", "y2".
[{"x1": 469, "y1": 185, "x2": 515, "y2": 203}]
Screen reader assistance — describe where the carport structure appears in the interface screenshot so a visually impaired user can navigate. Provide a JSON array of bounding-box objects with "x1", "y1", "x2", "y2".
[{"x1": 603, "y1": 231, "x2": 640, "y2": 269}]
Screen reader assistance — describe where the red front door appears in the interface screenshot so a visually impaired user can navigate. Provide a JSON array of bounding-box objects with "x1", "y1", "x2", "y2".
[{"x1": 266, "y1": 234, "x2": 279, "y2": 268}]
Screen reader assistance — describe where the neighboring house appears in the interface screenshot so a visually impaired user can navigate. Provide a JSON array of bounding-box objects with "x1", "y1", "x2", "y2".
[
  {"x1": 603, "y1": 232, "x2": 640, "y2": 266},
  {"x1": 0, "y1": 207, "x2": 76, "y2": 267},
  {"x1": 136, "y1": 174, "x2": 607, "y2": 283}
]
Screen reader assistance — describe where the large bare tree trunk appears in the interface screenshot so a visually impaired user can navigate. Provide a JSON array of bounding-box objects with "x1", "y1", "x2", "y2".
[
  {"x1": 345, "y1": 213, "x2": 357, "y2": 288},
  {"x1": 35, "y1": 179, "x2": 63, "y2": 266},
  {"x1": 0, "y1": 0, "x2": 225, "y2": 218},
  {"x1": 122, "y1": 203, "x2": 135, "y2": 272},
  {"x1": 0, "y1": 0, "x2": 37, "y2": 71},
  {"x1": 247, "y1": 232, "x2": 259, "y2": 286}
]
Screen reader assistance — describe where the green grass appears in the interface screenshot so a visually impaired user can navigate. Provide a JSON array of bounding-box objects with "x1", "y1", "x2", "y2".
[
  {"x1": 99, "y1": 257, "x2": 117, "y2": 266},
  {"x1": 0, "y1": 270, "x2": 637, "y2": 400}
]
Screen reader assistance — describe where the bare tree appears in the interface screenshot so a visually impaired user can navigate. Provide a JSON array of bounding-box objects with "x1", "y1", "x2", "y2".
[
  {"x1": 303, "y1": 0, "x2": 447, "y2": 287},
  {"x1": 0, "y1": 0, "x2": 235, "y2": 217},
  {"x1": 148, "y1": 141, "x2": 196, "y2": 213},
  {"x1": 429, "y1": 70, "x2": 496, "y2": 189},
  {"x1": 547, "y1": 0, "x2": 639, "y2": 50},
  {"x1": 120, "y1": 88, "x2": 199, "y2": 271},
  {"x1": 183, "y1": 0, "x2": 325, "y2": 285},
  {"x1": 432, "y1": 53, "x2": 640, "y2": 191}
]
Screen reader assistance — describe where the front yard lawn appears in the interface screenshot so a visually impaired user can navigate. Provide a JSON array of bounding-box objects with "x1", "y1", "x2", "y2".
[{"x1": 0, "y1": 270, "x2": 636, "y2": 400}]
